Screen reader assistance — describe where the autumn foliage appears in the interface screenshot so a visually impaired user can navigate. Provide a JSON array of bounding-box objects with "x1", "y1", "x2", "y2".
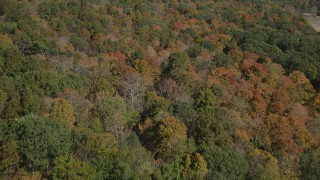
[{"x1": 0, "y1": 0, "x2": 320, "y2": 179}]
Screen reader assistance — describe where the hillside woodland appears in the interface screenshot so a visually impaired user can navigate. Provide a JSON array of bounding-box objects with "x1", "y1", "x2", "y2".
[{"x1": 0, "y1": 0, "x2": 320, "y2": 179}]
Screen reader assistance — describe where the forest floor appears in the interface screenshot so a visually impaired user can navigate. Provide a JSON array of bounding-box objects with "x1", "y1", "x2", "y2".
[{"x1": 303, "y1": 13, "x2": 320, "y2": 32}]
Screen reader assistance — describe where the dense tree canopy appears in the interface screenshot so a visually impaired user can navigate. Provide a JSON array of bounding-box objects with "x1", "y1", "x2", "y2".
[{"x1": 0, "y1": 0, "x2": 320, "y2": 179}]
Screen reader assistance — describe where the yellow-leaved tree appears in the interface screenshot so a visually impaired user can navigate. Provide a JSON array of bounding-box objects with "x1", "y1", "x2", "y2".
[
  {"x1": 50, "y1": 98, "x2": 75, "y2": 128},
  {"x1": 153, "y1": 116, "x2": 187, "y2": 161}
]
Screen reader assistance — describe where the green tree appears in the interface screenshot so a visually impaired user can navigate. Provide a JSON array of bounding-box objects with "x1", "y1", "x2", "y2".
[
  {"x1": 9, "y1": 114, "x2": 72, "y2": 170},
  {"x1": 300, "y1": 149, "x2": 320, "y2": 180},
  {"x1": 0, "y1": 89, "x2": 7, "y2": 115},
  {"x1": 0, "y1": 141, "x2": 20, "y2": 177},
  {"x1": 93, "y1": 133, "x2": 154, "y2": 180},
  {"x1": 93, "y1": 95, "x2": 129, "y2": 140},
  {"x1": 0, "y1": 56, "x2": 3, "y2": 74},
  {"x1": 193, "y1": 88, "x2": 220, "y2": 145},
  {"x1": 84, "y1": 131, "x2": 117, "y2": 158},
  {"x1": 1, "y1": 92, "x2": 21, "y2": 120},
  {"x1": 154, "y1": 160, "x2": 183, "y2": 180},
  {"x1": 0, "y1": 0, "x2": 27, "y2": 21},
  {"x1": 173, "y1": 101, "x2": 197, "y2": 129},
  {"x1": 145, "y1": 91, "x2": 171, "y2": 118},
  {"x1": 163, "y1": 52, "x2": 190, "y2": 79},
  {"x1": 53, "y1": 154, "x2": 96, "y2": 180},
  {"x1": 202, "y1": 144, "x2": 248, "y2": 180},
  {"x1": 91, "y1": 61, "x2": 115, "y2": 95},
  {"x1": 0, "y1": 119, "x2": 7, "y2": 143},
  {"x1": 22, "y1": 91, "x2": 47, "y2": 116},
  {"x1": 194, "y1": 88, "x2": 217, "y2": 115},
  {"x1": 248, "y1": 149, "x2": 281, "y2": 180}
]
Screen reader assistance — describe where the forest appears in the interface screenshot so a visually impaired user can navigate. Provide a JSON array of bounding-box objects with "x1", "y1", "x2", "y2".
[{"x1": 0, "y1": 0, "x2": 320, "y2": 179}]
